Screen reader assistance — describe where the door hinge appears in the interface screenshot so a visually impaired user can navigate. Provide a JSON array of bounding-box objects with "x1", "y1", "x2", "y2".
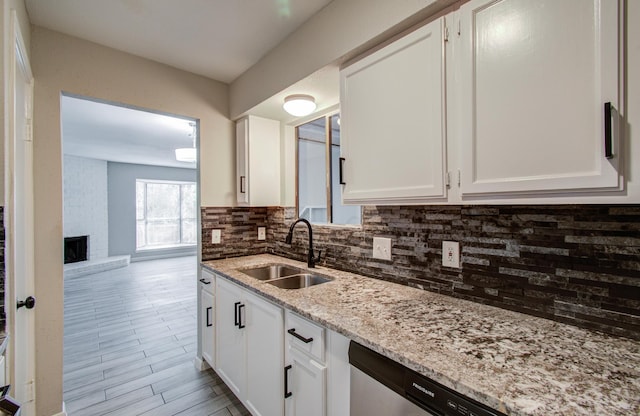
[
  {"x1": 25, "y1": 379, "x2": 35, "y2": 402},
  {"x1": 25, "y1": 117, "x2": 33, "y2": 142}
]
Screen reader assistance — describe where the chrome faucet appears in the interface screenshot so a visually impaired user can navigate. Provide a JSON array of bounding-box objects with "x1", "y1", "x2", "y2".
[{"x1": 285, "y1": 218, "x2": 322, "y2": 268}]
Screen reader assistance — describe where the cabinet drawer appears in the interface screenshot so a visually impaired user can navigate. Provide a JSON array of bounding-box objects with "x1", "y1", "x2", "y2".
[
  {"x1": 200, "y1": 269, "x2": 215, "y2": 294},
  {"x1": 286, "y1": 311, "x2": 325, "y2": 362}
]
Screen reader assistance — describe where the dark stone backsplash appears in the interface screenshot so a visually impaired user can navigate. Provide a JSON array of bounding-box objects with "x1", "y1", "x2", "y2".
[
  {"x1": 201, "y1": 207, "x2": 270, "y2": 261},
  {"x1": 202, "y1": 205, "x2": 640, "y2": 339}
]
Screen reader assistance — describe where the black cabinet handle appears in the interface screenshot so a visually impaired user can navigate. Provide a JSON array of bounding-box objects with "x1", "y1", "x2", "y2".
[
  {"x1": 199, "y1": 278, "x2": 211, "y2": 285},
  {"x1": 238, "y1": 304, "x2": 246, "y2": 329},
  {"x1": 339, "y1": 157, "x2": 346, "y2": 185},
  {"x1": 604, "y1": 102, "x2": 614, "y2": 159},
  {"x1": 234, "y1": 302, "x2": 241, "y2": 327},
  {"x1": 284, "y1": 365, "x2": 292, "y2": 398},
  {"x1": 206, "y1": 307, "x2": 212, "y2": 327},
  {"x1": 287, "y1": 328, "x2": 313, "y2": 343},
  {"x1": 240, "y1": 176, "x2": 246, "y2": 193}
]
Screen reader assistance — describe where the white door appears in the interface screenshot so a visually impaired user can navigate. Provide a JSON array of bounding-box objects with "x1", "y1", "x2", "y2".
[
  {"x1": 200, "y1": 288, "x2": 214, "y2": 367},
  {"x1": 285, "y1": 347, "x2": 326, "y2": 416},
  {"x1": 5, "y1": 11, "x2": 36, "y2": 415},
  {"x1": 458, "y1": 0, "x2": 621, "y2": 195},
  {"x1": 236, "y1": 119, "x2": 249, "y2": 205},
  {"x1": 245, "y1": 291, "x2": 284, "y2": 416},
  {"x1": 340, "y1": 17, "x2": 447, "y2": 204},
  {"x1": 215, "y1": 278, "x2": 246, "y2": 398}
]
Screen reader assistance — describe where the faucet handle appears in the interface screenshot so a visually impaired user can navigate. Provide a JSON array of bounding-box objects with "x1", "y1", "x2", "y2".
[{"x1": 314, "y1": 250, "x2": 322, "y2": 263}]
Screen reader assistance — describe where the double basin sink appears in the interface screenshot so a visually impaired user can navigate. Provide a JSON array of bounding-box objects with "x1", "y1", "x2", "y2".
[{"x1": 239, "y1": 264, "x2": 332, "y2": 289}]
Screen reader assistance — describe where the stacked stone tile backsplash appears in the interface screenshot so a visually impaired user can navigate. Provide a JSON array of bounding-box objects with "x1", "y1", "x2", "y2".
[
  {"x1": 203, "y1": 205, "x2": 640, "y2": 339},
  {"x1": 201, "y1": 207, "x2": 270, "y2": 261}
]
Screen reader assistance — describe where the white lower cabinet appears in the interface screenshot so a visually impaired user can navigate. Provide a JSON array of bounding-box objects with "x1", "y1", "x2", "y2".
[
  {"x1": 285, "y1": 347, "x2": 326, "y2": 416},
  {"x1": 213, "y1": 275, "x2": 349, "y2": 416},
  {"x1": 245, "y1": 290, "x2": 284, "y2": 416},
  {"x1": 199, "y1": 269, "x2": 215, "y2": 369},
  {"x1": 215, "y1": 276, "x2": 283, "y2": 416},
  {"x1": 215, "y1": 277, "x2": 246, "y2": 398},
  {"x1": 200, "y1": 288, "x2": 214, "y2": 367}
]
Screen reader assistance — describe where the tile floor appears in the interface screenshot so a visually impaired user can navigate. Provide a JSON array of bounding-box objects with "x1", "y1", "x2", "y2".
[{"x1": 63, "y1": 256, "x2": 250, "y2": 416}]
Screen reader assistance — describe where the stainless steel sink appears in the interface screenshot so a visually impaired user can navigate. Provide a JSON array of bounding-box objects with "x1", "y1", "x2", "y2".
[
  {"x1": 240, "y1": 264, "x2": 303, "y2": 280},
  {"x1": 266, "y1": 273, "x2": 332, "y2": 289}
]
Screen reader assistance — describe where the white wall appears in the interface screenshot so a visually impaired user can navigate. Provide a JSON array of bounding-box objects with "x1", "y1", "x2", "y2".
[
  {"x1": 63, "y1": 155, "x2": 109, "y2": 260},
  {"x1": 31, "y1": 26, "x2": 231, "y2": 416}
]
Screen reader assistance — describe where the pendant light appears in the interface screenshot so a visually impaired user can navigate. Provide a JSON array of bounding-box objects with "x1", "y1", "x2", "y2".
[{"x1": 283, "y1": 94, "x2": 316, "y2": 117}]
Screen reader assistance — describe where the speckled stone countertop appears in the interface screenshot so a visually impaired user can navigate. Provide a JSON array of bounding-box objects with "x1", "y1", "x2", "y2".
[{"x1": 202, "y1": 254, "x2": 640, "y2": 416}]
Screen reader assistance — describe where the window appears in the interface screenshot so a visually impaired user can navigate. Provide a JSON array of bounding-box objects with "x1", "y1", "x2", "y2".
[
  {"x1": 136, "y1": 180, "x2": 197, "y2": 249},
  {"x1": 297, "y1": 114, "x2": 361, "y2": 225}
]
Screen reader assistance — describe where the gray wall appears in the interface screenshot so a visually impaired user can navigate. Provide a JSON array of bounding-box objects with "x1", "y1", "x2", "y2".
[{"x1": 108, "y1": 162, "x2": 197, "y2": 260}]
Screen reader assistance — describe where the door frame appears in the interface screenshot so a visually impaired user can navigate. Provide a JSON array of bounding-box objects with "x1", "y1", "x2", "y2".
[{"x1": 5, "y1": 9, "x2": 36, "y2": 414}]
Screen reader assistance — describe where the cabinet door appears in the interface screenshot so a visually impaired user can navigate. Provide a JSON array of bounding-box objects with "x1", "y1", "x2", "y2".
[
  {"x1": 340, "y1": 17, "x2": 447, "y2": 204},
  {"x1": 458, "y1": 0, "x2": 621, "y2": 196},
  {"x1": 285, "y1": 347, "x2": 326, "y2": 416},
  {"x1": 200, "y1": 289, "x2": 215, "y2": 368},
  {"x1": 215, "y1": 278, "x2": 246, "y2": 398},
  {"x1": 236, "y1": 118, "x2": 249, "y2": 205},
  {"x1": 245, "y1": 291, "x2": 284, "y2": 416}
]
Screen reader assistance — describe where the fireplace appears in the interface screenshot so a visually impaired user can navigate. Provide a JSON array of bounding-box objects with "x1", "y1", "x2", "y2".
[{"x1": 64, "y1": 236, "x2": 88, "y2": 264}]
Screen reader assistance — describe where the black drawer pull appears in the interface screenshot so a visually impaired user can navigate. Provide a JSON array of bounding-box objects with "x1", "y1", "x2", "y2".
[
  {"x1": 234, "y1": 302, "x2": 241, "y2": 327},
  {"x1": 339, "y1": 157, "x2": 346, "y2": 185},
  {"x1": 287, "y1": 328, "x2": 313, "y2": 343},
  {"x1": 284, "y1": 365, "x2": 292, "y2": 398},
  {"x1": 199, "y1": 278, "x2": 211, "y2": 285},
  {"x1": 240, "y1": 176, "x2": 246, "y2": 193},
  {"x1": 206, "y1": 307, "x2": 212, "y2": 327}
]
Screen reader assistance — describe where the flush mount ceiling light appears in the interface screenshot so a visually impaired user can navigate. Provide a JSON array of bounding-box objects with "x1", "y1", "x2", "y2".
[
  {"x1": 283, "y1": 94, "x2": 317, "y2": 117},
  {"x1": 175, "y1": 122, "x2": 197, "y2": 163}
]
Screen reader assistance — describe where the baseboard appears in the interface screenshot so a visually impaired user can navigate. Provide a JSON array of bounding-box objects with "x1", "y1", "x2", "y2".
[
  {"x1": 51, "y1": 401, "x2": 67, "y2": 416},
  {"x1": 193, "y1": 356, "x2": 210, "y2": 371}
]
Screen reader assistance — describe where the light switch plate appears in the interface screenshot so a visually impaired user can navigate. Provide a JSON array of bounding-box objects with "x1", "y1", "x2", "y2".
[
  {"x1": 257, "y1": 226, "x2": 266, "y2": 240},
  {"x1": 442, "y1": 241, "x2": 460, "y2": 268},
  {"x1": 211, "y1": 229, "x2": 221, "y2": 244},
  {"x1": 372, "y1": 237, "x2": 392, "y2": 261}
]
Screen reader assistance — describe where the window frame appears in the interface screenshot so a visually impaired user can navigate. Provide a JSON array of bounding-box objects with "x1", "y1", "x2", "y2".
[
  {"x1": 135, "y1": 179, "x2": 197, "y2": 250},
  {"x1": 295, "y1": 112, "x2": 361, "y2": 226}
]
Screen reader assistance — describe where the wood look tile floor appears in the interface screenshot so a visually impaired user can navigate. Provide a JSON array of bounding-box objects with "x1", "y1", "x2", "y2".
[{"x1": 64, "y1": 256, "x2": 250, "y2": 416}]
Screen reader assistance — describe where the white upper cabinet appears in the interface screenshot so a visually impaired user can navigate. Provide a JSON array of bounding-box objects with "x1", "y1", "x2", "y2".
[
  {"x1": 236, "y1": 115, "x2": 281, "y2": 206},
  {"x1": 340, "y1": 17, "x2": 448, "y2": 205},
  {"x1": 457, "y1": 0, "x2": 622, "y2": 196}
]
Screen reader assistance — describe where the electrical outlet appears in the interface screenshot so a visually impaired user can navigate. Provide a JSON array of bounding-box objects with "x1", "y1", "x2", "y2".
[
  {"x1": 442, "y1": 241, "x2": 460, "y2": 268},
  {"x1": 372, "y1": 237, "x2": 392, "y2": 260},
  {"x1": 257, "y1": 226, "x2": 266, "y2": 240},
  {"x1": 211, "y1": 229, "x2": 221, "y2": 244}
]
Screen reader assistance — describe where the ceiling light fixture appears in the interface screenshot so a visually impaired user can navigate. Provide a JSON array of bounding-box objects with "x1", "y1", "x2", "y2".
[
  {"x1": 283, "y1": 94, "x2": 317, "y2": 117},
  {"x1": 175, "y1": 122, "x2": 197, "y2": 163}
]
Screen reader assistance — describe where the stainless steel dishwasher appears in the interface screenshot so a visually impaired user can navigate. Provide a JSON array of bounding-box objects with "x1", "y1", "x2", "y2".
[{"x1": 349, "y1": 342, "x2": 506, "y2": 416}]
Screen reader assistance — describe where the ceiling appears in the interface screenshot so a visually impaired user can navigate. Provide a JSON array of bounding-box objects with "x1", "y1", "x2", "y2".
[
  {"x1": 62, "y1": 95, "x2": 198, "y2": 169},
  {"x1": 32, "y1": 0, "x2": 339, "y2": 167},
  {"x1": 25, "y1": 0, "x2": 333, "y2": 84}
]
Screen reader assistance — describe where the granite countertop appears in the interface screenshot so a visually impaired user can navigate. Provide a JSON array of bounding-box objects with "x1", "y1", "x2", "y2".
[{"x1": 202, "y1": 254, "x2": 640, "y2": 416}]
